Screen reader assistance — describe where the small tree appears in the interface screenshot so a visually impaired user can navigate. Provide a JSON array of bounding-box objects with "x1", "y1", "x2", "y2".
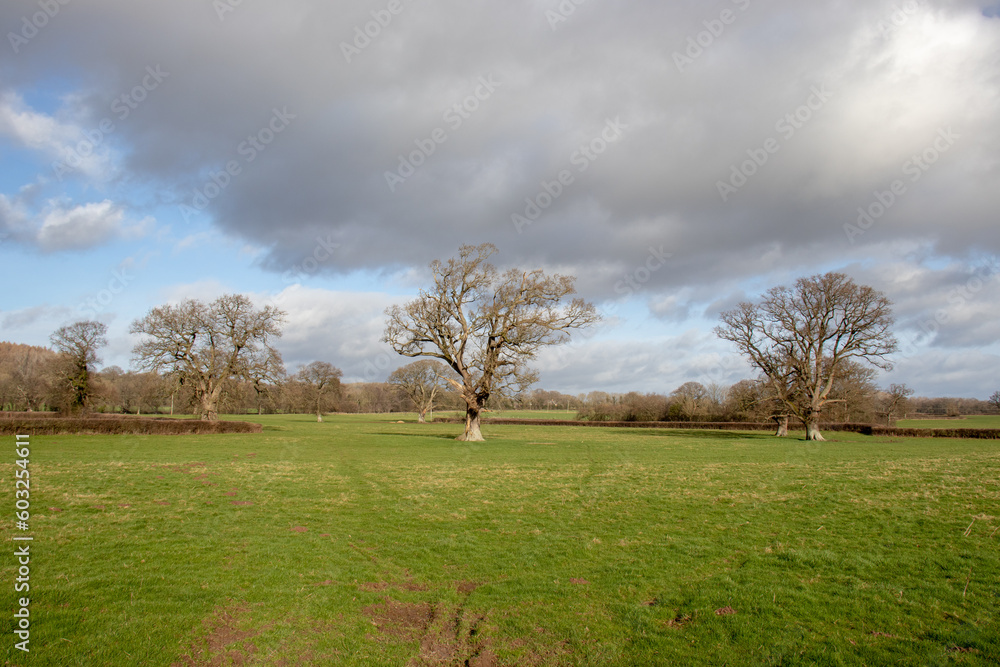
[
  {"x1": 246, "y1": 347, "x2": 286, "y2": 415},
  {"x1": 295, "y1": 361, "x2": 342, "y2": 422},
  {"x1": 670, "y1": 381, "x2": 709, "y2": 420},
  {"x1": 989, "y1": 390, "x2": 1000, "y2": 414},
  {"x1": 131, "y1": 294, "x2": 284, "y2": 420},
  {"x1": 388, "y1": 360, "x2": 452, "y2": 423},
  {"x1": 877, "y1": 383, "x2": 914, "y2": 426},
  {"x1": 716, "y1": 272, "x2": 897, "y2": 441},
  {"x1": 50, "y1": 320, "x2": 108, "y2": 413},
  {"x1": 384, "y1": 244, "x2": 598, "y2": 441}
]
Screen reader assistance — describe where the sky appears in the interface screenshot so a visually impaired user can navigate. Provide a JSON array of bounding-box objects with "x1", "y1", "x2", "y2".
[{"x1": 1, "y1": 0, "x2": 999, "y2": 399}]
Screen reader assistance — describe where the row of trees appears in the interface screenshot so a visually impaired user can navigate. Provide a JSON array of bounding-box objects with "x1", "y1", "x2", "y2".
[
  {"x1": 576, "y1": 376, "x2": 915, "y2": 426},
  {"x1": 0, "y1": 344, "x2": 469, "y2": 418},
  {"x1": 4, "y1": 244, "x2": 999, "y2": 440}
]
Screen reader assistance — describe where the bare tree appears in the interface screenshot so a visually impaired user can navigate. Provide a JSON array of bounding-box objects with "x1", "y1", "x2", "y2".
[
  {"x1": 50, "y1": 320, "x2": 108, "y2": 413},
  {"x1": 0, "y1": 342, "x2": 58, "y2": 411},
  {"x1": 245, "y1": 347, "x2": 286, "y2": 415},
  {"x1": 670, "y1": 381, "x2": 709, "y2": 420},
  {"x1": 295, "y1": 361, "x2": 343, "y2": 422},
  {"x1": 387, "y1": 360, "x2": 453, "y2": 423},
  {"x1": 877, "y1": 383, "x2": 914, "y2": 426},
  {"x1": 130, "y1": 294, "x2": 285, "y2": 420},
  {"x1": 716, "y1": 272, "x2": 897, "y2": 441},
  {"x1": 383, "y1": 243, "x2": 598, "y2": 441},
  {"x1": 989, "y1": 390, "x2": 1000, "y2": 414}
]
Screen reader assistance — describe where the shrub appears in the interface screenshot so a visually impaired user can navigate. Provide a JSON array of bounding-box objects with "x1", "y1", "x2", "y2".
[{"x1": 0, "y1": 416, "x2": 262, "y2": 436}]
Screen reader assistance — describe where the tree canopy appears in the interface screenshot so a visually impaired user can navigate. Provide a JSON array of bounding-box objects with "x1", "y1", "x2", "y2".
[
  {"x1": 384, "y1": 243, "x2": 598, "y2": 441},
  {"x1": 50, "y1": 320, "x2": 108, "y2": 413},
  {"x1": 130, "y1": 294, "x2": 285, "y2": 420},
  {"x1": 387, "y1": 359, "x2": 454, "y2": 423},
  {"x1": 715, "y1": 272, "x2": 897, "y2": 441}
]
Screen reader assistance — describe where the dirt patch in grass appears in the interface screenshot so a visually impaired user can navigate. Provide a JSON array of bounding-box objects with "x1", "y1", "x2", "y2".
[
  {"x1": 456, "y1": 581, "x2": 481, "y2": 595},
  {"x1": 364, "y1": 598, "x2": 434, "y2": 641},
  {"x1": 360, "y1": 581, "x2": 430, "y2": 593},
  {"x1": 172, "y1": 601, "x2": 269, "y2": 667},
  {"x1": 663, "y1": 611, "x2": 695, "y2": 629},
  {"x1": 363, "y1": 597, "x2": 496, "y2": 666}
]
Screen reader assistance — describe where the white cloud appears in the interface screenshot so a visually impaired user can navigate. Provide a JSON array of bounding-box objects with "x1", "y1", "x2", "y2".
[
  {"x1": 0, "y1": 92, "x2": 115, "y2": 181},
  {"x1": 36, "y1": 200, "x2": 125, "y2": 251}
]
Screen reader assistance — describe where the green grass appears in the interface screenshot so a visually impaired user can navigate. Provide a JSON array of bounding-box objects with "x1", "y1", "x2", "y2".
[
  {"x1": 3, "y1": 414, "x2": 999, "y2": 665},
  {"x1": 898, "y1": 415, "x2": 1000, "y2": 429},
  {"x1": 434, "y1": 409, "x2": 580, "y2": 420}
]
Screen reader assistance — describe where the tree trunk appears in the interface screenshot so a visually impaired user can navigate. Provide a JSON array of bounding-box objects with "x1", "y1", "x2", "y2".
[
  {"x1": 773, "y1": 415, "x2": 788, "y2": 437},
  {"x1": 457, "y1": 405, "x2": 485, "y2": 441},
  {"x1": 316, "y1": 412, "x2": 323, "y2": 423},
  {"x1": 198, "y1": 391, "x2": 219, "y2": 421},
  {"x1": 805, "y1": 419, "x2": 825, "y2": 441},
  {"x1": 417, "y1": 408, "x2": 427, "y2": 424}
]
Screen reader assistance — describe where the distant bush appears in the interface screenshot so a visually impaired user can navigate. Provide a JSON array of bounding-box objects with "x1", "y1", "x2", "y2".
[
  {"x1": 869, "y1": 426, "x2": 1000, "y2": 439},
  {"x1": 437, "y1": 418, "x2": 1000, "y2": 439},
  {"x1": 0, "y1": 412, "x2": 59, "y2": 419},
  {"x1": 0, "y1": 415, "x2": 262, "y2": 435}
]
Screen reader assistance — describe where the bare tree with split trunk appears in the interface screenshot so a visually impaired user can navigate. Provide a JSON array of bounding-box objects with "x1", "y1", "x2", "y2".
[
  {"x1": 383, "y1": 243, "x2": 599, "y2": 441},
  {"x1": 715, "y1": 272, "x2": 897, "y2": 441}
]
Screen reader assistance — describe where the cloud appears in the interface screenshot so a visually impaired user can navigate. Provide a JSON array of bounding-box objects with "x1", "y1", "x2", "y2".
[
  {"x1": 1, "y1": 0, "x2": 998, "y2": 399},
  {"x1": 0, "y1": 191, "x2": 150, "y2": 252},
  {"x1": 36, "y1": 200, "x2": 126, "y2": 251},
  {"x1": 0, "y1": 92, "x2": 115, "y2": 180},
  {"x1": 268, "y1": 285, "x2": 398, "y2": 382},
  {"x1": 0, "y1": 0, "x2": 994, "y2": 294}
]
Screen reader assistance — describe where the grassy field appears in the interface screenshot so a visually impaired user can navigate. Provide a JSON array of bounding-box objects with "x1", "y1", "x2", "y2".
[
  {"x1": 3, "y1": 414, "x2": 998, "y2": 665},
  {"x1": 898, "y1": 415, "x2": 1000, "y2": 429},
  {"x1": 433, "y1": 409, "x2": 580, "y2": 421}
]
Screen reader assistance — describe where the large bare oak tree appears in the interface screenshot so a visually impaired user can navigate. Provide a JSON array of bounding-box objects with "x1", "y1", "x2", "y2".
[
  {"x1": 715, "y1": 272, "x2": 897, "y2": 441},
  {"x1": 130, "y1": 294, "x2": 285, "y2": 420},
  {"x1": 384, "y1": 243, "x2": 598, "y2": 441}
]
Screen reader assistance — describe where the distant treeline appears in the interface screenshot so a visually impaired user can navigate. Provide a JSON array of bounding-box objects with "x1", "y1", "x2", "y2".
[{"x1": 1, "y1": 340, "x2": 995, "y2": 420}]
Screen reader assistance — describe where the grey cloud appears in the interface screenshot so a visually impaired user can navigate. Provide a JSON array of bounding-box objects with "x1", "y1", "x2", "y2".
[
  {"x1": 3, "y1": 0, "x2": 997, "y2": 291},
  {"x1": 2, "y1": 0, "x2": 999, "y2": 396}
]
